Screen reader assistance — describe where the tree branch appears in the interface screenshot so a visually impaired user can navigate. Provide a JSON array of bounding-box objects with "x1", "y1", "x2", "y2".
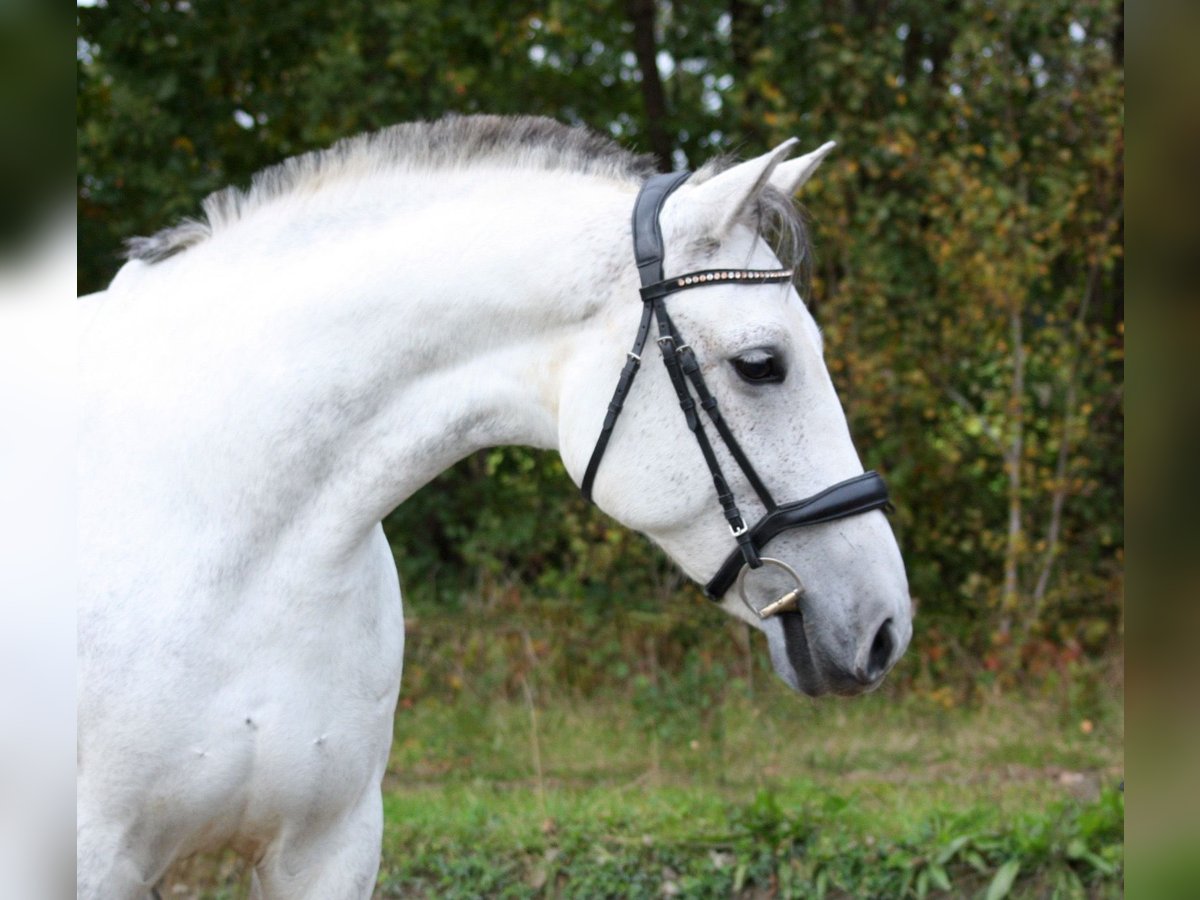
[
  {"x1": 944, "y1": 385, "x2": 1007, "y2": 453},
  {"x1": 1029, "y1": 199, "x2": 1123, "y2": 616}
]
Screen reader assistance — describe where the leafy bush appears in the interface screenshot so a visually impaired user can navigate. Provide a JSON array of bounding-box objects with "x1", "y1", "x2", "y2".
[{"x1": 79, "y1": 0, "x2": 1123, "y2": 679}]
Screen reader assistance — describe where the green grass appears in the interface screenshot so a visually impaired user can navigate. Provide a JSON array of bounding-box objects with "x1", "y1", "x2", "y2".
[
  {"x1": 164, "y1": 678, "x2": 1124, "y2": 898},
  {"x1": 376, "y1": 683, "x2": 1123, "y2": 898}
]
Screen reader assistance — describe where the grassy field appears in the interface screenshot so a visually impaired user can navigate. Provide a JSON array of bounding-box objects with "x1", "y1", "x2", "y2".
[{"x1": 170, "y1": 672, "x2": 1123, "y2": 898}]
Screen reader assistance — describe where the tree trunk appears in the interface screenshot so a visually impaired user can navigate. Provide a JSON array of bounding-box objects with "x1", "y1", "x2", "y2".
[
  {"x1": 1001, "y1": 302, "x2": 1025, "y2": 628},
  {"x1": 1029, "y1": 197, "x2": 1121, "y2": 624},
  {"x1": 1113, "y1": 2, "x2": 1124, "y2": 67},
  {"x1": 729, "y1": 0, "x2": 766, "y2": 144},
  {"x1": 626, "y1": 0, "x2": 674, "y2": 172}
]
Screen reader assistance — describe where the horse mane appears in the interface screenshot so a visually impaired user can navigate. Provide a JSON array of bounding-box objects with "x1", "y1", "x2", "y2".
[{"x1": 124, "y1": 114, "x2": 812, "y2": 291}]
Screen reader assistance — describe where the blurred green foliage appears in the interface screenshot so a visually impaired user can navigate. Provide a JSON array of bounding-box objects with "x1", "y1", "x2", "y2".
[{"x1": 77, "y1": 0, "x2": 1123, "y2": 684}]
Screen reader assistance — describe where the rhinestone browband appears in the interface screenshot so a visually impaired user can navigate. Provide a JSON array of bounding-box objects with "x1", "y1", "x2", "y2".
[
  {"x1": 676, "y1": 267, "x2": 792, "y2": 287},
  {"x1": 639, "y1": 267, "x2": 794, "y2": 302}
]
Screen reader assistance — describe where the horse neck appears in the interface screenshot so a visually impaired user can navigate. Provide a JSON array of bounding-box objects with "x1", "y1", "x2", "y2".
[{"x1": 114, "y1": 169, "x2": 632, "y2": 553}]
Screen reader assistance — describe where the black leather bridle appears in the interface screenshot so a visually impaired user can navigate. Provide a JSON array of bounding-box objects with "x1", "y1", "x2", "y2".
[{"x1": 581, "y1": 171, "x2": 892, "y2": 613}]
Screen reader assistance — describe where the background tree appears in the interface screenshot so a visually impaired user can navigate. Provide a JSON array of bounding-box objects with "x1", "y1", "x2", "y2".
[{"x1": 78, "y1": 0, "x2": 1123, "y2": 689}]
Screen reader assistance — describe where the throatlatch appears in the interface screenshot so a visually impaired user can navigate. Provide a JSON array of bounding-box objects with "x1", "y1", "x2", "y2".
[{"x1": 581, "y1": 171, "x2": 892, "y2": 614}]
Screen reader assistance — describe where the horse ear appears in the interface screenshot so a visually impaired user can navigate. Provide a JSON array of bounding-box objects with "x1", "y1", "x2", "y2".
[
  {"x1": 767, "y1": 141, "x2": 837, "y2": 196},
  {"x1": 681, "y1": 138, "x2": 799, "y2": 239}
]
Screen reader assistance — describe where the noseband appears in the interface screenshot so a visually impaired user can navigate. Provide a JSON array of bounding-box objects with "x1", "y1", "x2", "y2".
[{"x1": 581, "y1": 171, "x2": 892, "y2": 615}]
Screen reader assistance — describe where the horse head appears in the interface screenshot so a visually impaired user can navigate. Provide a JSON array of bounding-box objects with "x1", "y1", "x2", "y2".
[{"x1": 561, "y1": 140, "x2": 912, "y2": 697}]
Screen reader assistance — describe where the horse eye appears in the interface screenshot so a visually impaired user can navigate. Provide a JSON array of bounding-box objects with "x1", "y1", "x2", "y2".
[{"x1": 731, "y1": 351, "x2": 785, "y2": 384}]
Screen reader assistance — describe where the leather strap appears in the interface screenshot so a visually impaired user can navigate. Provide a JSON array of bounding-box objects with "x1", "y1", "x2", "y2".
[
  {"x1": 632, "y1": 171, "x2": 691, "y2": 285},
  {"x1": 703, "y1": 471, "x2": 892, "y2": 598},
  {"x1": 674, "y1": 340, "x2": 776, "y2": 510},
  {"x1": 581, "y1": 173, "x2": 690, "y2": 502},
  {"x1": 653, "y1": 299, "x2": 761, "y2": 569}
]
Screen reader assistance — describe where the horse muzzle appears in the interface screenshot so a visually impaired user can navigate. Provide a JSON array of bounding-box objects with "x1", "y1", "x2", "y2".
[{"x1": 767, "y1": 597, "x2": 910, "y2": 697}]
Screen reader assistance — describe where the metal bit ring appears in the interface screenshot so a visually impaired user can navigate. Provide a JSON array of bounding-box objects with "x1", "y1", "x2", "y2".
[{"x1": 736, "y1": 557, "x2": 805, "y2": 619}]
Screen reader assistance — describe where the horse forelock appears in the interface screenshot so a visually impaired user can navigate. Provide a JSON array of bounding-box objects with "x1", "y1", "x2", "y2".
[{"x1": 690, "y1": 156, "x2": 814, "y2": 300}]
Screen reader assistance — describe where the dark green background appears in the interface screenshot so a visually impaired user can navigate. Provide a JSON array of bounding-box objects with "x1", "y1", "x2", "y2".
[{"x1": 77, "y1": 0, "x2": 1124, "y2": 694}]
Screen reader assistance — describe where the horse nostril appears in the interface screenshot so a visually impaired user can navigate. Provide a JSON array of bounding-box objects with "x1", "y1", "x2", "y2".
[
  {"x1": 854, "y1": 618, "x2": 895, "y2": 684},
  {"x1": 867, "y1": 618, "x2": 895, "y2": 678}
]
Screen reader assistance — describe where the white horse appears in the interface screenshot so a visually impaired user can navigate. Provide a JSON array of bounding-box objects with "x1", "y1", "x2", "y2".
[{"x1": 78, "y1": 116, "x2": 911, "y2": 898}]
